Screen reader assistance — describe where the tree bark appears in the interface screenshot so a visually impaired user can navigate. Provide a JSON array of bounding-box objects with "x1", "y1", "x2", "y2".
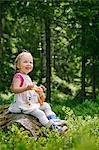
[
  {"x1": 81, "y1": 55, "x2": 86, "y2": 101},
  {"x1": 45, "y1": 15, "x2": 51, "y2": 103},
  {"x1": 0, "y1": 1, "x2": 3, "y2": 86},
  {"x1": 40, "y1": 18, "x2": 46, "y2": 83},
  {"x1": 0, "y1": 105, "x2": 43, "y2": 139},
  {"x1": 81, "y1": 18, "x2": 87, "y2": 101},
  {"x1": 92, "y1": 55, "x2": 96, "y2": 100}
]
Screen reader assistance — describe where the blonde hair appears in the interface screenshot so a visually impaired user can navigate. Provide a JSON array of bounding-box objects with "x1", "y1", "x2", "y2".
[{"x1": 14, "y1": 50, "x2": 32, "y2": 71}]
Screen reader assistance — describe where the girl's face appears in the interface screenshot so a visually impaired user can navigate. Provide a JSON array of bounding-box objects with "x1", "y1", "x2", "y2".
[{"x1": 17, "y1": 53, "x2": 33, "y2": 74}]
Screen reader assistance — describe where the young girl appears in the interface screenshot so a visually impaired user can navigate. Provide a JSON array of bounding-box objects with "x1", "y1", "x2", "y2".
[{"x1": 9, "y1": 51, "x2": 67, "y2": 131}]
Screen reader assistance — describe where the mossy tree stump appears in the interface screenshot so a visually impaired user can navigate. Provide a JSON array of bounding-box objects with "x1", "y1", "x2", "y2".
[{"x1": 0, "y1": 105, "x2": 44, "y2": 139}]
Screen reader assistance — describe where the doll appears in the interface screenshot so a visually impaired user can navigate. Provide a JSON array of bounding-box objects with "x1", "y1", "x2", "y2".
[{"x1": 34, "y1": 85, "x2": 46, "y2": 105}]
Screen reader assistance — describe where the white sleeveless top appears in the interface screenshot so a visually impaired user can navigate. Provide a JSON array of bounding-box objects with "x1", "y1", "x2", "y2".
[{"x1": 9, "y1": 73, "x2": 40, "y2": 113}]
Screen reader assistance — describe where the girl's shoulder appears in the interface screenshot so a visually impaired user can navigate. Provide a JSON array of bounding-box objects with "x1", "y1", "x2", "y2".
[
  {"x1": 14, "y1": 73, "x2": 28, "y2": 79},
  {"x1": 14, "y1": 73, "x2": 32, "y2": 85},
  {"x1": 14, "y1": 73, "x2": 24, "y2": 87},
  {"x1": 14, "y1": 73, "x2": 25, "y2": 80}
]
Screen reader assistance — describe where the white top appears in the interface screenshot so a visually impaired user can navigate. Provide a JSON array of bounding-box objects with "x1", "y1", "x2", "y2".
[{"x1": 9, "y1": 73, "x2": 40, "y2": 113}]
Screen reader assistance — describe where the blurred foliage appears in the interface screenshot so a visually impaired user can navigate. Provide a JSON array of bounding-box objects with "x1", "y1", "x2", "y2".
[
  {"x1": 0, "y1": 1, "x2": 98, "y2": 149},
  {"x1": 0, "y1": 98, "x2": 98, "y2": 150},
  {"x1": 51, "y1": 89, "x2": 99, "y2": 118},
  {"x1": 0, "y1": 85, "x2": 98, "y2": 150},
  {"x1": 0, "y1": 0, "x2": 99, "y2": 98}
]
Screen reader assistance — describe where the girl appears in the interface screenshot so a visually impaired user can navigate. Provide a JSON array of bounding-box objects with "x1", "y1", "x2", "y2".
[{"x1": 9, "y1": 50, "x2": 67, "y2": 131}]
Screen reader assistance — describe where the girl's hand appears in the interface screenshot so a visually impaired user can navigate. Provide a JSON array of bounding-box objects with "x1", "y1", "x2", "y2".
[
  {"x1": 40, "y1": 85, "x2": 46, "y2": 91},
  {"x1": 35, "y1": 87, "x2": 43, "y2": 93},
  {"x1": 35, "y1": 85, "x2": 46, "y2": 94},
  {"x1": 26, "y1": 84, "x2": 35, "y2": 90},
  {"x1": 32, "y1": 82, "x2": 37, "y2": 86}
]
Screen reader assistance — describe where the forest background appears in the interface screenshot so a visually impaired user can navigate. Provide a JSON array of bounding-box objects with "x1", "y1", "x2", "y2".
[{"x1": 0, "y1": 0, "x2": 99, "y2": 150}]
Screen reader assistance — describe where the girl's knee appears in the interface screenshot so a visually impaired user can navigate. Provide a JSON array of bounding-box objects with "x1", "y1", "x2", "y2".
[
  {"x1": 33, "y1": 109, "x2": 46, "y2": 118},
  {"x1": 39, "y1": 110, "x2": 46, "y2": 117},
  {"x1": 43, "y1": 102, "x2": 51, "y2": 109}
]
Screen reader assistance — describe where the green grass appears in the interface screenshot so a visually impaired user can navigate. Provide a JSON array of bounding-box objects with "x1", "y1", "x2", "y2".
[
  {"x1": 0, "y1": 91, "x2": 99, "y2": 150},
  {"x1": 51, "y1": 89, "x2": 99, "y2": 118}
]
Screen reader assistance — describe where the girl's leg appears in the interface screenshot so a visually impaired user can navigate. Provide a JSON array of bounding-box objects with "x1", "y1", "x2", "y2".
[
  {"x1": 26, "y1": 108, "x2": 68, "y2": 132},
  {"x1": 40, "y1": 102, "x2": 55, "y2": 116},
  {"x1": 40, "y1": 102, "x2": 67, "y2": 126},
  {"x1": 29, "y1": 108, "x2": 53, "y2": 127}
]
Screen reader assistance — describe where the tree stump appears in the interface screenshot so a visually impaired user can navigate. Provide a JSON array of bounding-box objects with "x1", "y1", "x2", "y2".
[{"x1": 0, "y1": 105, "x2": 44, "y2": 139}]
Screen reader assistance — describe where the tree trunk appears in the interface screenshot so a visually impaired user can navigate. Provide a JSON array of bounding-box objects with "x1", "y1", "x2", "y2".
[
  {"x1": 45, "y1": 15, "x2": 51, "y2": 103},
  {"x1": 81, "y1": 55, "x2": 86, "y2": 101},
  {"x1": 0, "y1": 1, "x2": 1, "y2": 36},
  {"x1": 40, "y1": 19, "x2": 46, "y2": 83},
  {"x1": 0, "y1": 1, "x2": 3, "y2": 86},
  {"x1": 0, "y1": 105, "x2": 44, "y2": 139},
  {"x1": 92, "y1": 55, "x2": 96, "y2": 100},
  {"x1": 81, "y1": 18, "x2": 87, "y2": 101}
]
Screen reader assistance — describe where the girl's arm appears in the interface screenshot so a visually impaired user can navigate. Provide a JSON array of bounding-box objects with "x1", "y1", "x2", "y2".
[{"x1": 11, "y1": 76, "x2": 34, "y2": 94}]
